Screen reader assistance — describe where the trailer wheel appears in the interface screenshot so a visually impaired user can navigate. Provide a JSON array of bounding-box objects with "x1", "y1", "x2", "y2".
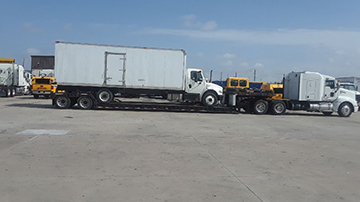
[
  {"x1": 253, "y1": 99, "x2": 268, "y2": 114},
  {"x1": 202, "y1": 91, "x2": 218, "y2": 106},
  {"x1": 338, "y1": 102, "x2": 352, "y2": 117},
  {"x1": 96, "y1": 89, "x2": 114, "y2": 103},
  {"x1": 270, "y1": 100, "x2": 286, "y2": 115},
  {"x1": 77, "y1": 96, "x2": 94, "y2": 109},
  {"x1": 54, "y1": 95, "x2": 71, "y2": 109}
]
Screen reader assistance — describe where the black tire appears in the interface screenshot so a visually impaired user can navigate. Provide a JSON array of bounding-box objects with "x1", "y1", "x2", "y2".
[
  {"x1": 77, "y1": 96, "x2": 94, "y2": 109},
  {"x1": 322, "y1": 112, "x2": 333, "y2": 116},
  {"x1": 96, "y1": 88, "x2": 114, "y2": 103},
  {"x1": 270, "y1": 100, "x2": 286, "y2": 115},
  {"x1": 33, "y1": 94, "x2": 39, "y2": 99},
  {"x1": 10, "y1": 88, "x2": 16, "y2": 97},
  {"x1": 253, "y1": 99, "x2": 268, "y2": 114},
  {"x1": 6, "y1": 89, "x2": 11, "y2": 97},
  {"x1": 202, "y1": 91, "x2": 218, "y2": 106},
  {"x1": 338, "y1": 102, "x2": 352, "y2": 117},
  {"x1": 44, "y1": 94, "x2": 50, "y2": 99},
  {"x1": 54, "y1": 95, "x2": 71, "y2": 109}
]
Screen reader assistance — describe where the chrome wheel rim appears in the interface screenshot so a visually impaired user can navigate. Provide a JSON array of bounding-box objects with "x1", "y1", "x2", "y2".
[
  {"x1": 255, "y1": 102, "x2": 266, "y2": 113},
  {"x1": 56, "y1": 97, "x2": 69, "y2": 108},
  {"x1": 274, "y1": 103, "x2": 285, "y2": 114},
  {"x1": 205, "y1": 95, "x2": 215, "y2": 106},
  {"x1": 341, "y1": 105, "x2": 351, "y2": 116},
  {"x1": 99, "y1": 91, "x2": 111, "y2": 102},
  {"x1": 79, "y1": 97, "x2": 92, "y2": 109}
]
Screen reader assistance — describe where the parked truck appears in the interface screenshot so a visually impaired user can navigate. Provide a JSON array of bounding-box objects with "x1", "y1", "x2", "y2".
[
  {"x1": 52, "y1": 42, "x2": 223, "y2": 109},
  {"x1": 0, "y1": 58, "x2": 31, "y2": 97},
  {"x1": 223, "y1": 71, "x2": 359, "y2": 117},
  {"x1": 338, "y1": 82, "x2": 360, "y2": 106}
]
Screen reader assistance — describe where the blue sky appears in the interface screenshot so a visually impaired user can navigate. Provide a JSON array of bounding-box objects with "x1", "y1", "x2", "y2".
[{"x1": 1, "y1": 0, "x2": 360, "y2": 81}]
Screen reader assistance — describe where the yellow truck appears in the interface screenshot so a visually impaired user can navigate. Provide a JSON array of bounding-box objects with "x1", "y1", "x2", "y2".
[{"x1": 31, "y1": 76, "x2": 57, "y2": 98}]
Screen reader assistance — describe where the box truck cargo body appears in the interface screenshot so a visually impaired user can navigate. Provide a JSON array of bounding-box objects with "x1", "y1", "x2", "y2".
[
  {"x1": 55, "y1": 42, "x2": 186, "y2": 90},
  {"x1": 53, "y1": 42, "x2": 223, "y2": 109}
]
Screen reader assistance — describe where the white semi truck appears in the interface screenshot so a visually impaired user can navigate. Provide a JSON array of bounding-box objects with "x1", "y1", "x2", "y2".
[
  {"x1": 0, "y1": 58, "x2": 31, "y2": 97},
  {"x1": 53, "y1": 41, "x2": 223, "y2": 109},
  {"x1": 223, "y1": 71, "x2": 359, "y2": 117}
]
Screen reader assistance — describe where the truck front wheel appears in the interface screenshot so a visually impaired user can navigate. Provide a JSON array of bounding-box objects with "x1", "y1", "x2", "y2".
[
  {"x1": 270, "y1": 100, "x2": 286, "y2": 115},
  {"x1": 54, "y1": 95, "x2": 71, "y2": 109},
  {"x1": 253, "y1": 99, "x2": 268, "y2": 114},
  {"x1": 338, "y1": 102, "x2": 352, "y2": 117},
  {"x1": 202, "y1": 92, "x2": 218, "y2": 106}
]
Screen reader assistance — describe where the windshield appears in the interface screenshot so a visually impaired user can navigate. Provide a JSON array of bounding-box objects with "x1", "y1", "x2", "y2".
[{"x1": 340, "y1": 84, "x2": 356, "y2": 91}]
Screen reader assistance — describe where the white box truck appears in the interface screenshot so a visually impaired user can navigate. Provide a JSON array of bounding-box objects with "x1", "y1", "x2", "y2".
[
  {"x1": 53, "y1": 41, "x2": 223, "y2": 109},
  {"x1": 0, "y1": 58, "x2": 31, "y2": 97}
]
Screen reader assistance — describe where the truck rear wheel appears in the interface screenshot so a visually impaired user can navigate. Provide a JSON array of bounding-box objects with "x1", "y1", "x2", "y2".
[
  {"x1": 54, "y1": 95, "x2": 71, "y2": 109},
  {"x1": 10, "y1": 88, "x2": 16, "y2": 97},
  {"x1": 5, "y1": 89, "x2": 11, "y2": 97},
  {"x1": 77, "y1": 96, "x2": 94, "y2": 109},
  {"x1": 253, "y1": 99, "x2": 268, "y2": 114},
  {"x1": 202, "y1": 91, "x2": 218, "y2": 106},
  {"x1": 270, "y1": 100, "x2": 286, "y2": 115},
  {"x1": 338, "y1": 102, "x2": 352, "y2": 117},
  {"x1": 96, "y1": 89, "x2": 114, "y2": 103}
]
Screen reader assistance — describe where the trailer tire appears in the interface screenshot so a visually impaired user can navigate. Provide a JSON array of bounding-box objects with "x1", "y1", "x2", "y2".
[
  {"x1": 270, "y1": 100, "x2": 286, "y2": 115},
  {"x1": 253, "y1": 99, "x2": 268, "y2": 114},
  {"x1": 96, "y1": 89, "x2": 114, "y2": 103},
  {"x1": 338, "y1": 102, "x2": 352, "y2": 117},
  {"x1": 202, "y1": 91, "x2": 218, "y2": 106},
  {"x1": 54, "y1": 95, "x2": 71, "y2": 109},
  {"x1": 77, "y1": 96, "x2": 94, "y2": 110}
]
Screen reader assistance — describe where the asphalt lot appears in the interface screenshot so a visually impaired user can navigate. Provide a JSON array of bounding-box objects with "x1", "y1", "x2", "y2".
[{"x1": 0, "y1": 95, "x2": 359, "y2": 202}]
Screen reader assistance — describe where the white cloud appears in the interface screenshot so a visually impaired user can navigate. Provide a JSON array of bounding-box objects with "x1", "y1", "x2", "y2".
[
  {"x1": 25, "y1": 48, "x2": 41, "y2": 55},
  {"x1": 197, "y1": 52, "x2": 204, "y2": 57},
  {"x1": 222, "y1": 53, "x2": 236, "y2": 59},
  {"x1": 240, "y1": 62, "x2": 249, "y2": 67},
  {"x1": 201, "y1": 21, "x2": 217, "y2": 31},
  {"x1": 254, "y1": 63, "x2": 264, "y2": 68},
  {"x1": 221, "y1": 60, "x2": 233, "y2": 67},
  {"x1": 146, "y1": 28, "x2": 360, "y2": 49},
  {"x1": 180, "y1": 14, "x2": 217, "y2": 31},
  {"x1": 22, "y1": 23, "x2": 43, "y2": 33}
]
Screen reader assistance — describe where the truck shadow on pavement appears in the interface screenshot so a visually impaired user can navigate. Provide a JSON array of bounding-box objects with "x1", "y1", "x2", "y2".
[{"x1": 6, "y1": 103, "x2": 54, "y2": 109}]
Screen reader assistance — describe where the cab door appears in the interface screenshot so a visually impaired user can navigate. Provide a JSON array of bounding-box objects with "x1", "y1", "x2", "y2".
[{"x1": 186, "y1": 70, "x2": 206, "y2": 95}]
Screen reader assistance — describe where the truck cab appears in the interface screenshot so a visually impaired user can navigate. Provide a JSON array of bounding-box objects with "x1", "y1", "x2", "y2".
[
  {"x1": 185, "y1": 68, "x2": 223, "y2": 106},
  {"x1": 31, "y1": 76, "x2": 56, "y2": 98},
  {"x1": 339, "y1": 82, "x2": 360, "y2": 107}
]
